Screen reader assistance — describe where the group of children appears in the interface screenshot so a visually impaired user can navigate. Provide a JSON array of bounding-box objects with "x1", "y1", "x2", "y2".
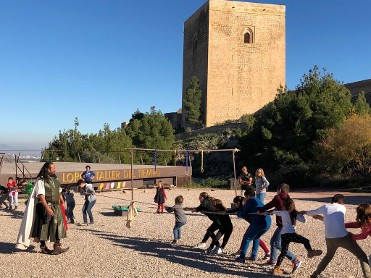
[{"x1": 161, "y1": 183, "x2": 371, "y2": 277}]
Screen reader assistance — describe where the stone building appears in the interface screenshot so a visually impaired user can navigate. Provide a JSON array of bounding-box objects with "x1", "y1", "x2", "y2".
[{"x1": 182, "y1": 0, "x2": 285, "y2": 127}]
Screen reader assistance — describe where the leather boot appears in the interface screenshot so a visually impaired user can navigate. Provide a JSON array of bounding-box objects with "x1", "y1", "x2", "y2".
[
  {"x1": 51, "y1": 243, "x2": 70, "y2": 255},
  {"x1": 40, "y1": 245, "x2": 53, "y2": 255}
]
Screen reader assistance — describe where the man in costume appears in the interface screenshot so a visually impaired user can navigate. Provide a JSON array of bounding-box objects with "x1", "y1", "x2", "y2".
[{"x1": 16, "y1": 162, "x2": 69, "y2": 255}]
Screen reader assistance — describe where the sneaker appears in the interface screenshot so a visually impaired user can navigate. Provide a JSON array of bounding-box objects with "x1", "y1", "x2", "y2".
[
  {"x1": 193, "y1": 242, "x2": 207, "y2": 249},
  {"x1": 272, "y1": 267, "x2": 283, "y2": 276},
  {"x1": 246, "y1": 256, "x2": 257, "y2": 261},
  {"x1": 292, "y1": 259, "x2": 301, "y2": 273},
  {"x1": 203, "y1": 247, "x2": 212, "y2": 254},
  {"x1": 171, "y1": 240, "x2": 178, "y2": 245},
  {"x1": 266, "y1": 259, "x2": 276, "y2": 265},
  {"x1": 308, "y1": 249, "x2": 323, "y2": 258},
  {"x1": 235, "y1": 256, "x2": 246, "y2": 263},
  {"x1": 211, "y1": 246, "x2": 224, "y2": 255},
  {"x1": 262, "y1": 253, "x2": 270, "y2": 260}
]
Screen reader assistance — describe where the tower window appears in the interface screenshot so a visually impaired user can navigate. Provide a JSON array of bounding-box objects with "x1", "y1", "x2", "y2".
[
  {"x1": 193, "y1": 34, "x2": 198, "y2": 51},
  {"x1": 244, "y1": 29, "x2": 254, "y2": 44}
]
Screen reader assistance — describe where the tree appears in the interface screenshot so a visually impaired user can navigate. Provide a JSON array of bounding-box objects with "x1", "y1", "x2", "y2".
[
  {"x1": 125, "y1": 107, "x2": 175, "y2": 164},
  {"x1": 183, "y1": 76, "x2": 203, "y2": 128},
  {"x1": 315, "y1": 114, "x2": 371, "y2": 176},
  {"x1": 239, "y1": 66, "x2": 354, "y2": 174},
  {"x1": 354, "y1": 92, "x2": 371, "y2": 116}
]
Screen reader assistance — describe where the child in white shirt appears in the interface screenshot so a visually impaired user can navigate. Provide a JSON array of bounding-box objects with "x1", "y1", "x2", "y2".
[{"x1": 266, "y1": 198, "x2": 322, "y2": 275}]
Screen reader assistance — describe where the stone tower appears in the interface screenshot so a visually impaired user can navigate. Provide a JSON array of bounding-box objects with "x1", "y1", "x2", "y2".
[{"x1": 182, "y1": 0, "x2": 285, "y2": 127}]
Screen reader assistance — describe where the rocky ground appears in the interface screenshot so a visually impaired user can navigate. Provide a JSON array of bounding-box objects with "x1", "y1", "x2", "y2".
[{"x1": 1, "y1": 188, "x2": 370, "y2": 278}]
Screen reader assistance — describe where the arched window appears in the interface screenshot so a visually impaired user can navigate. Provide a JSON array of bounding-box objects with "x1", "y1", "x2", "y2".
[
  {"x1": 193, "y1": 34, "x2": 198, "y2": 51},
  {"x1": 244, "y1": 29, "x2": 254, "y2": 44}
]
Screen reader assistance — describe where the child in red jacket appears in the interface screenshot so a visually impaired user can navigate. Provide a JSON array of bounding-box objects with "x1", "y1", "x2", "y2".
[
  {"x1": 7, "y1": 177, "x2": 18, "y2": 210},
  {"x1": 345, "y1": 203, "x2": 371, "y2": 240}
]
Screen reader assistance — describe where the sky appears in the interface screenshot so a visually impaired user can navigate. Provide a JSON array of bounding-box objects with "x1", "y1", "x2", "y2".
[{"x1": 1, "y1": 0, "x2": 370, "y2": 150}]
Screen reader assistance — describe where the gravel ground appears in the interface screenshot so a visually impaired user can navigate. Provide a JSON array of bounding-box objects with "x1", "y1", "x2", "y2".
[{"x1": 1, "y1": 188, "x2": 371, "y2": 278}]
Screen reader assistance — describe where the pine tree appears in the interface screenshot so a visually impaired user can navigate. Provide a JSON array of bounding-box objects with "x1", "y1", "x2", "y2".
[{"x1": 183, "y1": 76, "x2": 203, "y2": 128}]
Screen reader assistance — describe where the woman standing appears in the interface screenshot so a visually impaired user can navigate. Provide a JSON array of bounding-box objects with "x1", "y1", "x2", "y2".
[
  {"x1": 77, "y1": 179, "x2": 96, "y2": 225},
  {"x1": 255, "y1": 168, "x2": 269, "y2": 204}
]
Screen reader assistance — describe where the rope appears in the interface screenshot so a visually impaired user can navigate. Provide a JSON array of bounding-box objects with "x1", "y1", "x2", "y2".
[{"x1": 100, "y1": 194, "x2": 155, "y2": 206}]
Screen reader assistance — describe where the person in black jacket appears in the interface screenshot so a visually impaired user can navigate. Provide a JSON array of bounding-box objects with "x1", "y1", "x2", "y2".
[
  {"x1": 186, "y1": 192, "x2": 219, "y2": 250},
  {"x1": 205, "y1": 198, "x2": 233, "y2": 255}
]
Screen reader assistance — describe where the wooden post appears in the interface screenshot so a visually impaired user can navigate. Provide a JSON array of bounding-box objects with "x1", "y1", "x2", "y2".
[
  {"x1": 233, "y1": 150, "x2": 238, "y2": 196},
  {"x1": 130, "y1": 149, "x2": 134, "y2": 201}
]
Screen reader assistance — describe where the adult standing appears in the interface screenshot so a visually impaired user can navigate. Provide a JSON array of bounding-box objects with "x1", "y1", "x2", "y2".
[
  {"x1": 254, "y1": 168, "x2": 269, "y2": 203},
  {"x1": 16, "y1": 162, "x2": 69, "y2": 254},
  {"x1": 77, "y1": 179, "x2": 96, "y2": 225},
  {"x1": 81, "y1": 165, "x2": 95, "y2": 184},
  {"x1": 301, "y1": 194, "x2": 371, "y2": 278},
  {"x1": 239, "y1": 166, "x2": 252, "y2": 195}
]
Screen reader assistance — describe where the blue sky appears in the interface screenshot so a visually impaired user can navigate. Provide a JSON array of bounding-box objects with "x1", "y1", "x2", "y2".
[{"x1": 1, "y1": 0, "x2": 370, "y2": 150}]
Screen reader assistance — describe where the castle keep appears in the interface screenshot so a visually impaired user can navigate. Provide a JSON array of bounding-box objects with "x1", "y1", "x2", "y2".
[{"x1": 182, "y1": 0, "x2": 285, "y2": 127}]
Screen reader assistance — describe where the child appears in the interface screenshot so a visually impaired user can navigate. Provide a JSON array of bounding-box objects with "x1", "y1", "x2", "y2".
[
  {"x1": 7, "y1": 177, "x2": 18, "y2": 210},
  {"x1": 229, "y1": 195, "x2": 270, "y2": 259},
  {"x1": 154, "y1": 181, "x2": 167, "y2": 213},
  {"x1": 235, "y1": 188, "x2": 271, "y2": 263},
  {"x1": 187, "y1": 192, "x2": 219, "y2": 249},
  {"x1": 63, "y1": 186, "x2": 76, "y2": 224},
  {"x1": 204, "y1": 198, "x2": 233, "y2": 255},
  {"x1": 258, "y1": 183, "x2": 301, "y2": 271},
  {"x1": 266, "y1": 198, "x2": 322, "y2": 275},
  {"x1": 165, "y1": 195, "x2": 187, "y2": 244},
  {"x1": 345, "y1": 204, "x2": 371, "y2": 267},
  {"x1": 345, "y1": 203, "x2": 371, "y2": 240}
]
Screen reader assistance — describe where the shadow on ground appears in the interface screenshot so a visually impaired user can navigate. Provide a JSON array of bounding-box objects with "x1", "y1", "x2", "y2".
[
  {"x1": 92, "y1": 231, "x2": 272, "y2": 277},
  {"x1": 0, "y1": 242, "x2": 36, "y2": 254}
]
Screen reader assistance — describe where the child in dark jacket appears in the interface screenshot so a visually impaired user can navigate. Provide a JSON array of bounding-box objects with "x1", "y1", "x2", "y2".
[
  {"x1": 154, "y1": 181, "x2": 167, "y2": 213},
  {"x1": 165, "y1": 195, "x2": 187, "y2": 244},
  {"x1": 186, "y1": 192, "x2": 218, "y2": 249},
  {"x1": 206, "y1": 198, "x2": 233, "y2": 255},
  {"x1": 63, "y1": 186, "x2": 76, "y2": 224}
]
